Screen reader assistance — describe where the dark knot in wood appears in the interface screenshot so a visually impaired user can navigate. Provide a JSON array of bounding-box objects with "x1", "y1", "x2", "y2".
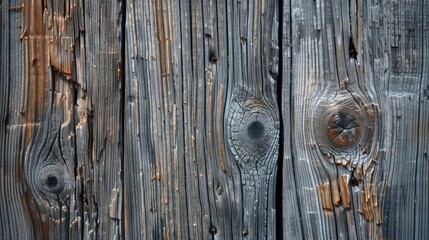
[
  {"x1": 226, "y1": 87, "x2": 279, "y2": 181},
  {"x1": 38, "y1": 165, "x2": 66, "y2": 195},
  {"x1": 313, "y1": 92, "x2": 380, "y2": 169},
  {"x1": 247, "y1": 121, "x2": 265, "y2": 139},
  {"x1": 45, "y1": 175, "x2": 59, "y2": 188},
  {"x1": 327, "y1": 112, "x2": 361, "y2": 146}
]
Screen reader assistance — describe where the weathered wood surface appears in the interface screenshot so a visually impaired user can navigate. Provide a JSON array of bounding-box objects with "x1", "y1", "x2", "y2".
[
  {"x1": 1, "y1": 0, "x2": 124, "y2": 239},
  {"x1": 124, "y1": 0, "x2": 279, "y2": 239},
  {"x1": 0, "y1": 0, "x2": 428, "y2": 239},
  {"x1": 282, "y1": 0, "x2": 429, "y2": 239}
]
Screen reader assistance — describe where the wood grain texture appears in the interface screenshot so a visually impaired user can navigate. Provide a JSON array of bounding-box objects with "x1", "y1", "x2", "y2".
[
  {"x1": 1, "y1": 0, "x2": 124, "y2": 239},
  {"x1": 1, "y1": 0, "x2": 39, "y2": 239},
  {"x1": 1, "y1": 0, "x2": 428, "y2": 239},
  {"x1": 124, "y1": 0, "x2": 279, "y2": 239},
  {"x1": 280, "y1": 0, "x2": 305, "y2": 238},
  {"x1": 79, "y1": 1, "x2": 124, "y2": 239},
  {"x1": 369, "y1": 1, "x2": 429, "y2": 239},
  {"x1": 282, "y1": 0, "x2": 429, "y2": 239}
]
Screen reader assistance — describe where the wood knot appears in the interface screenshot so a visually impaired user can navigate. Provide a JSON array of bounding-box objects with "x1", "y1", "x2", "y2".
[
  {"x1": 312, "y1": 91, "x2": 380, "y2": 169},
  {"x1": 327, "y1": 112, "x2": 361, "y2": 146},
  {"x1": 25, "y1": 131, "x2": 71, "y2": 207},
  {"x1": 247, "y1": 121, "x2": 265, "y2": 139},
  {"x1": 45, "y1": 175, "x2": 60, "y2": 190},
  {"x1": 37, "y1": 164, "x2": 68, "y2": 196},
  {"x1": 226, "y1": 87, "x2": 279, "y2": 179}
]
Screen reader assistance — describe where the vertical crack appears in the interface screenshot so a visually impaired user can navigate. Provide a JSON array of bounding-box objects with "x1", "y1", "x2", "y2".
[{"x1": 119, "y1": 0, "x2": 126, "y2": 236}]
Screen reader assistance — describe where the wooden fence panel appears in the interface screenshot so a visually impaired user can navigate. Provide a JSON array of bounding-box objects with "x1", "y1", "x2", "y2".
[{"x1": 1, "y1": 0, "x2": 428, "y2": 239}]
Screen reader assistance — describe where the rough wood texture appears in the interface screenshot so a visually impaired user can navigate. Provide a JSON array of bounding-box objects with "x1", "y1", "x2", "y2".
[
  {"x1": 282, "y1": 0, "x2": 429, "y2": 239},
  {"x1": 1, "y1": 0, "x2": 428, "y2": 239},
  {"x1": 1, "y1": 1, "x2": 37, "y2": 239},
  {"x1": 1, "y1": 0, "x2": 124, "y2": 239},
  {"x1": 124, "y1": 0, "x2": 279, "y2": 239}
]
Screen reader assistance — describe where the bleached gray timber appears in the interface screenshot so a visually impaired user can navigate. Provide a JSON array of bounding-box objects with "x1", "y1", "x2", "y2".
[
  {"x1": 124, "y1": 0, "x2": 279, "y2": 239},
  {"x1": 0, "y1": 0, "x2": 427, "y2": 239},
  {"x1": 281, "y1": 0, "x2": 429, "y2": 239}
]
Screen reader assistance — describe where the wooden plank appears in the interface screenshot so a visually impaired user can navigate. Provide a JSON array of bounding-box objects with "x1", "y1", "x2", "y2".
[
  {"x1": 1, "y1": 0, "x2": 124, "y2": 239},
  {"x1": 224, "y1": 0, "x2": 280, "y2": 238},
  {"x1": 124, "y1": 0, "x2": 279, "y2": 239},
  {"x1": 22, "y1": 1, "x2": 80, "y2": 238},
  {"x1": 78, "y1": 1, "x2": 124, "y2": 239},
  {"x1": 280, "y1": 0, "x2": 304, "y2": 238},
  {"x1": 283, "y1": 0, "x2": 429, "y2": 239},
  {"x1": 367, "y1": 0, "x2": 429, "y2": 239}
]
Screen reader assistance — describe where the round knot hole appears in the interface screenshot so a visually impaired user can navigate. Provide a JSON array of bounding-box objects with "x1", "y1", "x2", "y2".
[
  {"x1": 247, "y1": 121, "x2": 265, "y2": 139},
  {"x1": 38, "y1": 168, "x2": 66, "y2": 194},
  {"x1": 327, "y1": 112, "x2": 361, "y2": 146}
]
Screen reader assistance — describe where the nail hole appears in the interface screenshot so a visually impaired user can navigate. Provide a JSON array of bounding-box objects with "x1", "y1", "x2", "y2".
[
  {"x1": 209, "y1": 50, "x2": 217, "y2": 64},
  {"x1": 242, "y1": 228, "x2": 249, "y2": 236},
  {"x1": 350, "y1": 176, "x2": 359, "y2": 186},
  {"x1": 209, "y1": 226, "x2": 217, "y2": 235}
]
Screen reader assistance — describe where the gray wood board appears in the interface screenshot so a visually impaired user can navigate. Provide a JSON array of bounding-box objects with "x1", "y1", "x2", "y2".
[
  {"x1": 1, "y1": 0, "x2": 124, "y2": 239},
  {"x1": 282, "y1": 0, "x2": 429, "y2": 239},
  {"x1": 124, "y1": 0, "x2": 279, "y2": 239}
]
